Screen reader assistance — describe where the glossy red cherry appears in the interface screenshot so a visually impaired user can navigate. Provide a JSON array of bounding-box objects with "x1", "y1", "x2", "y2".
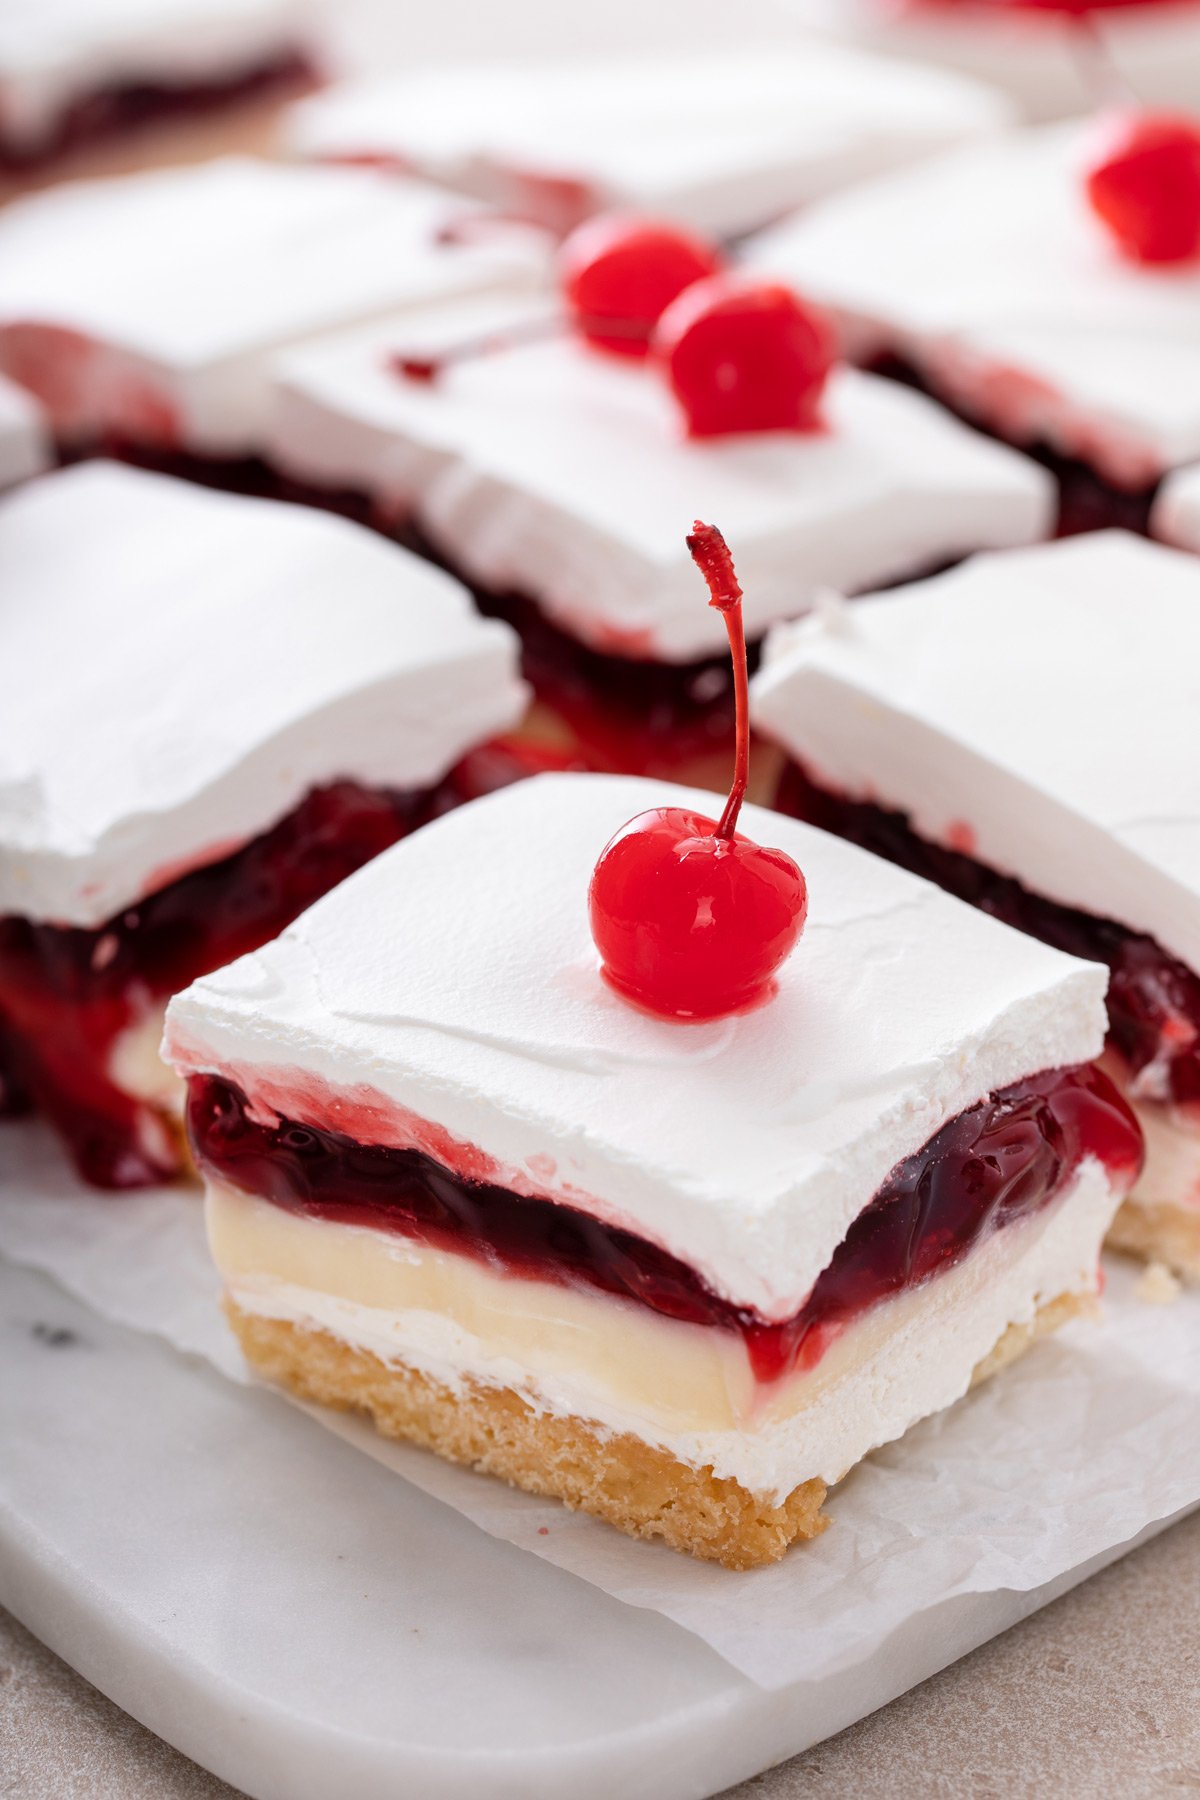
[
  {"x1": 1085, "y1": 112, "x2": 1200, "y2": 265},
  {"x1": 653, "y1": 276, "x2": 836, "y2": 438},
  {"x1": 557, "y1": 214, "x2": 724, "y2": 358},
  {"x1": 589, "y1": 522, "x2": 808, "y2": 1020}
]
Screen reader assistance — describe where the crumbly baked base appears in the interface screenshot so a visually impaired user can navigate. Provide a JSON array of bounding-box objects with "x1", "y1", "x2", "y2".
[
  {"x1": 1108, "y1": 1196, "x2": 1200, "y2": 1283},
  {"x1": 228, "y1": 1289, "x2": 1088, "y2": 1570}
]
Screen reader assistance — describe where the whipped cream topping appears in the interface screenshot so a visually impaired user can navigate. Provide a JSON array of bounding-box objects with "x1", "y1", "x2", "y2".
[
  {"x1": 1153, "y1": 462, "x2": 1200, "y2": 552},
  {"x1": 0, "y1": 375, "x2": 48, "y2": 489},
  {"x1": 0, "y1": 0, "x2": 318, "y2": 154},
  {"x1": 747, "y1": 121, "x2": 1200, "y2": 487},
  {"x1": 286, "y1": 43, "x2": 1011, "y2": 239},
  {"x1": 165, "y1": 772, "x2": 1108, "y2": 1318},
  {"x1": 0, "y1": 462, "x2": 528, "y2": 928},
  {"x1": 267, "y1": 294, "x2": 1053, "y2": 662},
  {"x1": 0, "y1": 158, "x2": 545, "y2": 455},
  {"x1": 213, "y1": 1161, "x2": 1120, "y2": 1498},
  {"x1": 753, "y1": 530, "x2": 1200, "y2": 974},
  {"x1": 788, "y1": 0, "x2": 1200, "y2": 122}
]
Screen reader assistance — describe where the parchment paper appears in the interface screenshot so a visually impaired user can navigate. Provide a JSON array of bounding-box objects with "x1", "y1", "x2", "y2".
[{"x1": 2, "y1": 1118, "x2": 1197, "y2": 1692}]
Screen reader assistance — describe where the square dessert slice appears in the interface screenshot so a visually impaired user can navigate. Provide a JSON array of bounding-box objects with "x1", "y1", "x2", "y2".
[
  {"x1": 746, "y1": 119, "x2": 1200, "y2": 531},
  {"x1": 0, "y1": 461, "x2": 527, "y2": 1189},
  {"x1": 0, "y1": 0, "x2": 322, "y2": 170},
  {"x1": 265, "y1": 294, "x2": 1053, "y2": 769},
  {"x1": 164, "y1": 772, "x2": 1139, "y2": 1567},
  {"x1": 789, "y1": 0, "x2": 1200, "y2": 123},
  {"x1": 0, "y1": 374, "x2": 48, "y2": 489},
  {"x1": 286, "y1": 43, "x2": 1011, "y2": 240},
  {"x1": 753, "y1": 529, "x2": 1200, "y2": 1280},
  {"x1": 0, "y1": 157, "x2": 543, "y2": 466}
]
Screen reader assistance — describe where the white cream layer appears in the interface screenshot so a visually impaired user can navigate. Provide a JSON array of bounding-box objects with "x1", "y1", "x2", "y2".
[
  {"x1": 747, "y1": 120, "x2": 1200, "y2": 486},
  {"x1": 752, "y1": 532, "x2": 1200, "y2": 976},
  {"x1": 0, "y1": 374, "x2": 48, "y2": 489},
  {"x1": 0, "y1": 0, "x2": 316, "y2": 154},
  {"x1": 268, "y1": 295, "x2": 1053, "y2": 663},
  {"x1": 0, "y1": 158, "x2": 544, "y2": 455},
  {"x1": 0, "y1": 462, "x2": 528, "y2": 927},
  {"x1": 210, "y1": 1157, "x2": 1120, "y2": 1501},
  {"x1": 165, "y1": 772, "x2": 1109, "y2": 1318},
  {"x1": 1153, "y1": 462, "x2": 1200, "y2": 553},
  {"x1": 789, "y1": 0, "x2": 1200, "y2": 122},
  {"x1": 287, "y1": 44, "x2": 1010, "y2": 239}
]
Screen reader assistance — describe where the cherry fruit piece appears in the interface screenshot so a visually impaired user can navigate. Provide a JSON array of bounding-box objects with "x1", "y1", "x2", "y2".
[
  {"x1": 558, "y1": 214, "x2": 724, "y2": 358},
  {"x1": 589, "y1": 522, "x2": 808, "y2": 1020},
  {"x1": 653, "y1": 276, "x2": 836, "y2": 438},
  {"x1": 1086, "y1": 112, "x2": 1200, "y2": 265}
]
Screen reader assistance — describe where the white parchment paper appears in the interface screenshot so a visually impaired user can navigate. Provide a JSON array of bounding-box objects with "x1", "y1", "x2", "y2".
[{"x1": 2, "y1": 1118, "x2": 1197, "y2": 1693}]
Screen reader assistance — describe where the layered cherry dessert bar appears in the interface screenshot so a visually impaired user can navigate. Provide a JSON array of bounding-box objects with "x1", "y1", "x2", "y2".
[
  {"x1": 0, "y1": 157, "x2": 542, "y2": 468},
  {"x1": 790, "y1": 1, "x2": 1200, "y2": 122},
  {"x1": 747, "y1": 117, "x2": 1200, "y2": 534},
  {"x1": 0, "y1": 0, "x2": 323, "y2": 171},
  {"x1": 265, "y1": 291, "x2": 1052, "y2": 768},
  {"x1": 287, "y1": 42, "x2": 1010, "y2": 239},
  {"x1": 164, "y1": 770, "x2": 1138, "y2": 1566},
  {"x1": 0, "y1": 374, "x2": 47, "y2": 489},
  {"x1": 0, "y1": 461, "x2": 527, "y2": 1188},
  {"x1": 753, "y1": 529, "x2": 1200, "y2": 1279}
]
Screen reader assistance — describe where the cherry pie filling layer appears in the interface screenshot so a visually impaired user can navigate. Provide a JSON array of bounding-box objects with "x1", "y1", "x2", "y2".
[
  {"x1": 0, "y1": 744, "x2": 547, "y2": 1190},
  {"x1": 0, "y1": 50, "x2": 318, "y2": 173},
  {"x1": 776, "y1": 759, "x2": 1200, "y2": 1112},
  {"x1": 188, "y1": 1061, "x2": 1140, "y2": 1388},
  {"x1": 867, "y1": 356, "x2": 1159, "y2": 540}
]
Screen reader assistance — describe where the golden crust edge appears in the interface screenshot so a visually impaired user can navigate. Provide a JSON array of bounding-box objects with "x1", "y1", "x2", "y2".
[{"x1": 227, "y1": 1287, "x2": 1089, "y2": 1571}]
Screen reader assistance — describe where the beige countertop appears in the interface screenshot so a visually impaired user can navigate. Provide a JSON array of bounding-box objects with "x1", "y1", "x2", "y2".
[{"x1": 6, "y1": 1507, "x2": 1199, "y2": 1797}]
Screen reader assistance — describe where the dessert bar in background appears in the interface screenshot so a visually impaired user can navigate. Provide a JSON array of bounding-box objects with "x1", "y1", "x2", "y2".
[
  {"x1": 746, "y1": 119, "x2": 1200, "y2": 535},
  {"x1": 165, "y1": 773, "x2": 1140, "y2": 1566},
  {"x1": 0, "y1": 462, "x2": 527, "y2": 1188},
  {"x1": 0, "y1": 0, "x2": 325, "y2": 171},
  {"x1": 754, "y1": 531, "x2": 1200, "y2": 1280},
  {"x1": 287, "y1": 42, "x2": 1011, "y2": 239},
  {"x1": 265, "y1": 292, "x2": 1053, "y2": 768},
  {"x1": 788, "y1": 0, "x2": 1200, "y2": 122},
  {"x1": 0, "y1": 157, "x2": 544, "y2": 469}
]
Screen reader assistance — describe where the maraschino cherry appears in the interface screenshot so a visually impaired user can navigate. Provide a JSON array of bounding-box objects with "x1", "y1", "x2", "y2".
[
  {"x1": 588, "y1": 522, "x2": 808, "y2": 1021},
  {"x1": 1085, "y1": 111, "x2": 1200, "y2": 264},
  {"x1": 652, "y1": 276, "x2": 836, "y2": 438},
  {"x1": 558, "y1": 214, "x2": 724, "y2": 357}
]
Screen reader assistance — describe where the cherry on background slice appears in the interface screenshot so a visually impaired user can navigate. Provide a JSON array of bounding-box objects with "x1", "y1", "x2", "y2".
[
  {"x1": 557, "y1": 214, "x2": 724, "y2": 358},
  {"x1": 653, "y1": 276, "x2": 836, "y2": 438},
  {"x1": 588, "y1": 522, "x2": 807, "y2": 1020},
  {"x1": 1086, "y1": 112, "x2": 1200, "y2": 264}
]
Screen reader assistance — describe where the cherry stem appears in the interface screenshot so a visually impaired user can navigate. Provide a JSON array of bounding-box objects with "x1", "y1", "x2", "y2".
[
  {"x1": 686, "y1": 521, "x2": 749, "y2": 842},
  {"x1": 390, "y1": 312, "x2": 657, "y2": 383},
  {"x1": 1070, "y1": 14, "x2": 1140, "y2": 110}
]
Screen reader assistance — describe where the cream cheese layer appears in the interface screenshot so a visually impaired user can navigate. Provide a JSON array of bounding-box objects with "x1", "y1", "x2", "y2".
[
  {"x1": 0, "y1": 375, "x2": 48, "y2": 489},
  {"x1": 210, "y1": 1156, "x2": 1120, "y2": 1499}
]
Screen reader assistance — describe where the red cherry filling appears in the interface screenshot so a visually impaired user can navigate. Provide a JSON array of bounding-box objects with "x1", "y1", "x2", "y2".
[
  {"x1": 187, "y1": 1061, "x2": 1139, "y2": 1386},
  {"x1": 0, "y1": 748, "x2": 542, "y2": 1190},
  {"x1": 557, "y1": 214, "x2": 724, "y2": 358},
  {"x1": 653, "y1": 276, "x2": 836, "y2": 439},
  {"x1": 589, "y1": 522, "x2": 807, "y2": 1019},
  {"x1": 1086, "y1": 111, "x2": 1200, "y2": 265}
]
